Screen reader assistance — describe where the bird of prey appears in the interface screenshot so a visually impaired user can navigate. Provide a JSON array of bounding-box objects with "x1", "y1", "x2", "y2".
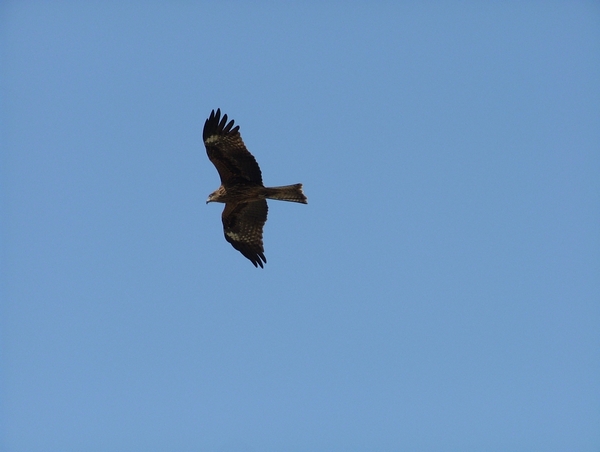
[{"x1": 203, "y1": 109, "x2": 307, "y2": 268}]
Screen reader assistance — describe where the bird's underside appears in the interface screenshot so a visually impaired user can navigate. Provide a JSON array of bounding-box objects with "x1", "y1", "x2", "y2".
[
  {"x1": 207, "y1": 183, "x2": 307, "y2": 204},
  {"x1": 203, "y1": 108, "x2": 307, "y2": 268}
]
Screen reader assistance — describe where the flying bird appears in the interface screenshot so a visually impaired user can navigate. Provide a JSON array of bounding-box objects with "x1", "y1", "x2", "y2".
[{"x1": 203, "y1": 109, "x2": 307, "y2": 268}]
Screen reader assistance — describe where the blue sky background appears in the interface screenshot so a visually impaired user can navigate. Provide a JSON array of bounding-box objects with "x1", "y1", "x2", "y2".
[{"x1": 1, "y1": 2, "x2": 599, "y2": 451}]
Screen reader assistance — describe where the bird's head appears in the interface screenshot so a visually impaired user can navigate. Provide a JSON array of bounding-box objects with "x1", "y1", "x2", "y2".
[{"x1": 206, "y1": 186, "x2": 226, "y2": 204}]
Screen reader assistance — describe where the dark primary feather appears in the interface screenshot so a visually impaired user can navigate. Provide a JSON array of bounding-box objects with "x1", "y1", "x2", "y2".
[
  {"x1": 203, "y1": 109, "x2": 263, "y2": 184},
  {"x1": 221, "y1": 200, "x2": 268, "y2": 268}
]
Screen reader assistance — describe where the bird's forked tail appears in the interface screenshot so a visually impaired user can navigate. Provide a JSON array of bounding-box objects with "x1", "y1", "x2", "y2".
[{"x1": 265, "y1": 183, "x2": 307, "y2": 204}]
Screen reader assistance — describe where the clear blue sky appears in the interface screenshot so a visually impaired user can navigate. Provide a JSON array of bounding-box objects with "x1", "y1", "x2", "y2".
[{"x1": 2, "y1": 2, "x2": 599, "y2": 451}]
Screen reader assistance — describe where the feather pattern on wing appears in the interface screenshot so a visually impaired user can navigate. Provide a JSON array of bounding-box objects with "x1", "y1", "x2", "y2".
[
  {"x1": 203, "y1": 109, "x2": 263, "y2": 184},
  {"x1": 221, "y1": 200, "x2": 268, "y2": 268}
]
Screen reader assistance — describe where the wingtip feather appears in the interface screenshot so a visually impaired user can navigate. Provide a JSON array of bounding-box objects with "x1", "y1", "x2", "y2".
[{"x1": 203, "y1": 108, "x2": 240, "y2": 142}]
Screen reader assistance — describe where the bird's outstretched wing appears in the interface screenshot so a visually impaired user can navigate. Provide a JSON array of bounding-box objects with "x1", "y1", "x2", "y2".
[
  {"x1": 221, "y1": 200, "x2": 268, "y2": 268},
  {"x1": 203, "y1": 109, "x2": 263, "y2": 185}
]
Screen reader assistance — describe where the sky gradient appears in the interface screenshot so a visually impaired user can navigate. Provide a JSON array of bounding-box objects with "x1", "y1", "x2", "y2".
[{"x1": 2, "y1": 2, "x2": 599, "y2": 451}]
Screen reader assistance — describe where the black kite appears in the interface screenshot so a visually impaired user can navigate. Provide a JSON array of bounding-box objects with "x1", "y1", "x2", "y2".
[{"x1": 203, "y1": 109, "x2": 307, "y2": 267}]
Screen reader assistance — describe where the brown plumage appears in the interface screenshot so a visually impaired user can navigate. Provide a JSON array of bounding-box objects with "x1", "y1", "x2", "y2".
[{"x1": 203, "y1": 109, "x2": 307, "y2": 267}]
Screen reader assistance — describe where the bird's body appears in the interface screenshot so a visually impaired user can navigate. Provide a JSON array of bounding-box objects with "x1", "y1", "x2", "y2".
[
  {"x1": 203, "y1": 109, "x2": 307, "y2": 267},
  {"x1": 207, "y1": 183, "x2": 307, "y2": 204}
]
